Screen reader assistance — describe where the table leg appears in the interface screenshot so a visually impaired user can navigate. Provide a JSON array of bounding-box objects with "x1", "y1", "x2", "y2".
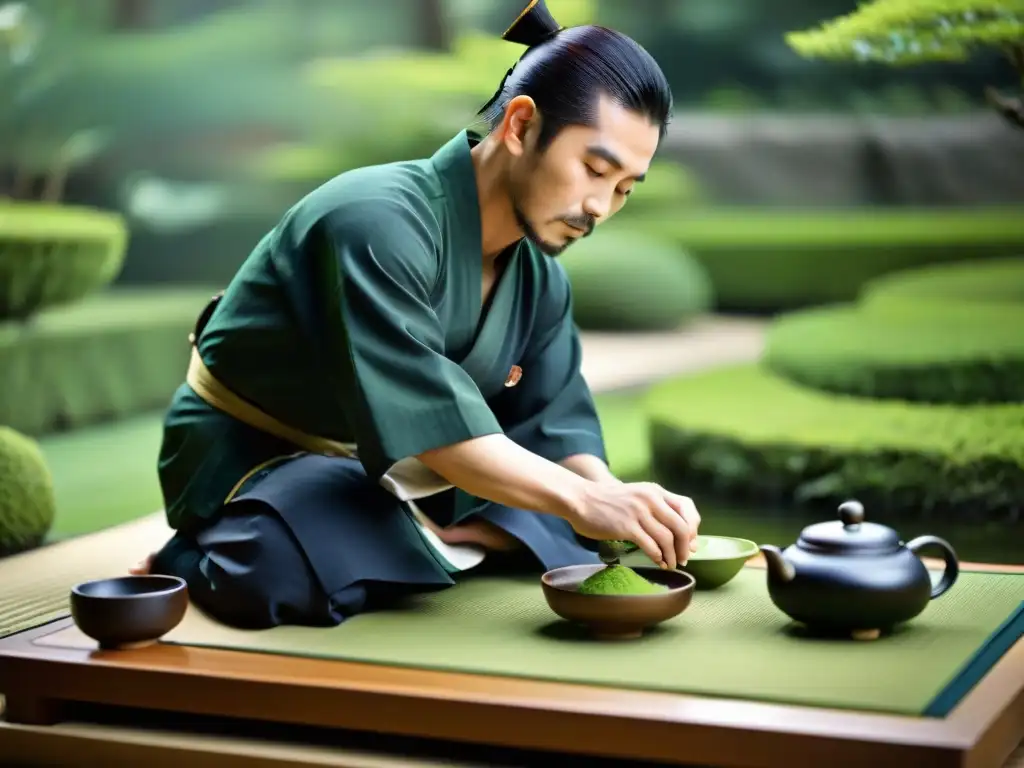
[{"x1": 2, "y1": 693, "x2": 64, "y2": 725}]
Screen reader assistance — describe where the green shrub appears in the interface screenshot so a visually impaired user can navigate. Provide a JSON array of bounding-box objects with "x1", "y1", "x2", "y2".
[
  {"x1": 646, "y1": 364, "x2": 1024, "y2": 520},
  {"x1": 631, "y1": 207, "x2": 1024, "y2": 312},
  {"x1": 762, "y1": 301, "x2": 1024, "y2": 404},
  {"x1": 295, "y1": 32, "x2": 515, "y2": 167},
  {"x1": 560, "y1": 230, "x2": 713, "y2": 331},
  {"x1": 0, "y1": 287, "x2": 216, "y2": 436},
  {"x1": 861, "y1": 256, "x2": 1024, "y2": 311},
  {"x1": 304, "y1": 32, "x2": 512, "y2": 106},
  {"x1": 765, "y1": 257, "x2": 1024, "y2": 403},
  {"x1": 0, "y1": 426, "x2": 56, "y2": 556},
  {"x1": 0, "y1": 202, "x2": 128, "y2": 320}
]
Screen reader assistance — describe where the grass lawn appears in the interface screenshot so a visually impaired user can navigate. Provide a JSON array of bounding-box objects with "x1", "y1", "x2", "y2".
[
  {"x1": 39, "y1": 411, "x2": 165, "y2": 540},
  {"x1": 594, "y1": 390, "x2": 651, "y2": 481}
]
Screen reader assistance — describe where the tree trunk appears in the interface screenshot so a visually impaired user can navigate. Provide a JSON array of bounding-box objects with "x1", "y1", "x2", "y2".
[
  {"x1": 985, "y1": 87, "x2": 1024, "y2": 131},
  {"x1": 111, "y1": 0, "x2": 151, "y2": 30},
  {"x1": 986, "y1": 44, "x2": 1024, "y2": 132},
  {"x1": 417, "y1": 0, "x2": 452, "y2": 52}
]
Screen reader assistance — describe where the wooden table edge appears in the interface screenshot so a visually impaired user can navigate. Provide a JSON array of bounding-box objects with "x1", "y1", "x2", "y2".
[{"x1": 2, "y1": 559, "x2": 1022, "y2": 768}]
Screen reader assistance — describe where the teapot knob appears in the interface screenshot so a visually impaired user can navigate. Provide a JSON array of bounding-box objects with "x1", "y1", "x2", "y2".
[{"x1": 839, "y1": 500, "x2": 865, "y2": 528}]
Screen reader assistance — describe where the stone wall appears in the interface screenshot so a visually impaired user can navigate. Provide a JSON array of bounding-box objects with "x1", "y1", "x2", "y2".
[{"x1": 662, "y1": 112, "x2": 1024, "y2": 207}]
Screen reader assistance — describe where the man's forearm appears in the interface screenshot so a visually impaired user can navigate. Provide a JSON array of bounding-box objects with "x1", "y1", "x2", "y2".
[
  {"x1": 559, "y1": 453, "x2": 620, "y2": 484},
  {"x1": 416, "y1": 434, "x2": 594, "y2": 521}
]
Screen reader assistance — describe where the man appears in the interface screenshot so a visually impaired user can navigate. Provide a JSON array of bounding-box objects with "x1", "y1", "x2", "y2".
[{"x1": 133, "y1": 0, "x2": 702, "y2": 629}]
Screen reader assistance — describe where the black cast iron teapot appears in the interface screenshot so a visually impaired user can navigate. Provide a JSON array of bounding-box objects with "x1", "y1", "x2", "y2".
[{"x1": 759, "y1": 500, "x2": 959, "y2": 639}]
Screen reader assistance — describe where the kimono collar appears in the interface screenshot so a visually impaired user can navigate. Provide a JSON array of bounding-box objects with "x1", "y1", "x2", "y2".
[{"x1": 431, "y1": 130, "x2": 484, "y2": 261}]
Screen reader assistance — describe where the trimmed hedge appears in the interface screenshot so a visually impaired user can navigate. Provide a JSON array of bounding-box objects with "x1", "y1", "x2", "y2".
[
  {"x1": 561, "y1": 230, "x2": 713, "y2": 332},
  {"x1": 631, "y1": 207, "x2": 1024, "y2": 312},
  {"x1": 861, "y1": 256, "x2": 1024, "y2": 311},
  {"x1": 0, "y1": 287, "x2": 218, "y2": 436},
  {"x1": 619, "y1": 161, "x2": 705, "y2": 214},
  {"x1": 646, "y1": 364, "x2": 1024, "y2": 521},
  {"x1": 0, "y1": 203, "x2": 129, "y2": 320},
  {"x1": 0, "y1": 427, "x2": 56, "y2": 557},
  {"x1": 762, "y1": 302, "x2": 1024, "y2": 404},
  {"x1": 763, "y1": 257, "x2": 1024, "y2": 403}
]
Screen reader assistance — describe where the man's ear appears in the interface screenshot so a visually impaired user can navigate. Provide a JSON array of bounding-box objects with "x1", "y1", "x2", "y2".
[{"x1": 500, "y1": 95, "x2": 538, "y2": 158}]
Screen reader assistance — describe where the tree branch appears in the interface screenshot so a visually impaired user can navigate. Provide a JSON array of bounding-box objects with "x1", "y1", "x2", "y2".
[
  {"x1": 11, "y1": 165, "x2": 33, "y2": 199},
  {"x1": 1007, "y1": 43, "x2": 1024, "y2": 78},
  {"x1": 985, "y1": 86, "x2": 1024, "y2": 131}
]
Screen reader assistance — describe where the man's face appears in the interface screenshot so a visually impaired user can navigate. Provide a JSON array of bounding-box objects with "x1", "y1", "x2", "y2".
[{"x1": 506, "y1": 94, "x2": 660, "y2": 256}]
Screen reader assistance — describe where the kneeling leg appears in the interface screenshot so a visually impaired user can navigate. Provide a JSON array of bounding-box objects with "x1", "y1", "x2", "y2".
[{"x1": 151, "y1": 500, "x2": 359, "y2": 629}]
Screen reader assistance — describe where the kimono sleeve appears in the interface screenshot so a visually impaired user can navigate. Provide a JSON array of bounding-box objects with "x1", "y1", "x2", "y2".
[
  {"x1": 317, "y1": 200, "x2": 502, "y2": 482},
  {"x1": 497, "y1": 265, "x2": 608, "y2": 465}
]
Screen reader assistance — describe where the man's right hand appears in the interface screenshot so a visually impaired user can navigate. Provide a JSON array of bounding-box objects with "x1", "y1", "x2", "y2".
[
  {"x1": 568, "y1": 481, "x2": 701, "y2": 570},
  {"x1": 416, "y1": 434, "x2": 701, "y2": 569}
]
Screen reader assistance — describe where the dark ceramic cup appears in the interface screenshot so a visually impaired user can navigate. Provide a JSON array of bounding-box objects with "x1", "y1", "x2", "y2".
[{"x1": 70, "y1": 574, "x2": 188, "y2": 650}]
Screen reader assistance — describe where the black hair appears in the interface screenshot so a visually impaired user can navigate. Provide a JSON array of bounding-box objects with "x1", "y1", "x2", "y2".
[{"x1": 478, "y1": 0, "x2": 673, "y2": 151}]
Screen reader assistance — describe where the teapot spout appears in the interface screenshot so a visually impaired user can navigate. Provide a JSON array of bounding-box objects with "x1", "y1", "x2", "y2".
[{"x1": 760, "y1": 544, "x2": 796, "y2": 583}]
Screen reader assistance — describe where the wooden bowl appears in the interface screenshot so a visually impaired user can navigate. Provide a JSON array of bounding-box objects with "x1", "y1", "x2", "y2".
[
  {"x1": 70, "y1": 575, "x2": 188, "y2": 650},
  {"x1": 541, "y1": 564, "x2": 695, "y2": 640}
]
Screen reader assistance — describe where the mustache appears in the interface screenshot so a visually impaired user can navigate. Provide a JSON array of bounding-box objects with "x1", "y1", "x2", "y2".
[{"x1": 561, "y1": 215, "x2": 595, "y2": 235}]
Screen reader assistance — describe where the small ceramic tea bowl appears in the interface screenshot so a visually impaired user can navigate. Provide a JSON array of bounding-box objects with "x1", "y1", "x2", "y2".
[
  {"x1": 680, "y1": 535, "x2": 759, "y2": 590},
  {"x1": 541, "y1": 564, "x2": 695, "y2": 640},
  {"x1": 70, "y1": 575, "x2": 188, "y2": 650}
]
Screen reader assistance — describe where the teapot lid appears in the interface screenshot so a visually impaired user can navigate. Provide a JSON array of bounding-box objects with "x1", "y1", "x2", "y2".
[{"x1": 797, "y1": 501, "x2": 899, "y2": 553}]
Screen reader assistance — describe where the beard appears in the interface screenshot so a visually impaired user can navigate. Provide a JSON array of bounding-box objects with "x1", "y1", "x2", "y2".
[
  {"x1": 513, "y1": 203, "x2": 566, "y2": 256},
  {"x1": 512, "y1": 200, "x2": 595, "y2": 258}
]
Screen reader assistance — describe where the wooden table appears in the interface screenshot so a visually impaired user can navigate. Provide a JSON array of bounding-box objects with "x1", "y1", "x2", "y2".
[{"x1": 1, "y1": 560, "x2": 1022, "y2": 768}]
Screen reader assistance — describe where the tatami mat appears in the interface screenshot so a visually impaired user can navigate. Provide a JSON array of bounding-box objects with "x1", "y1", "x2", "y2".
[{"x1": 0, "y1": 513, "x2": 172, "y2": 639}]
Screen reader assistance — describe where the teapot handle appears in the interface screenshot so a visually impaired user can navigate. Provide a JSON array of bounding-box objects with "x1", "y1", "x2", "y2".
[{"x1": 906, "y1": 535, "x2": 959, "y2": 599}]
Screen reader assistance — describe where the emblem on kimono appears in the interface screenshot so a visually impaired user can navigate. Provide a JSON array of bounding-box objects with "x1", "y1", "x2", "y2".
[{"x1": 505, "y1": 365, "x2": 523, "y2": 388}]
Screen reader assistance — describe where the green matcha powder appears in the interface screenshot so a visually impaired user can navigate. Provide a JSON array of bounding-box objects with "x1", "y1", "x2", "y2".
[{"x1": 577, "y1": 565, "x2": 666, "y2": 595}]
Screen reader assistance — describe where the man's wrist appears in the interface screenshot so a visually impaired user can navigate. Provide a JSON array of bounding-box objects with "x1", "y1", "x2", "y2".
[
  {"x1": 559, "y1": 453, "x2": 620, "y2": 484},
  {"x1": 534, "y1": 468, "x2": 593, "y2": 523}
]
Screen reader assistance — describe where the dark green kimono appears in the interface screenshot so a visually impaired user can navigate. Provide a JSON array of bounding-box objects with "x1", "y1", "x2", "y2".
[{"x1": 152, "y1": 130, "x2": 606, "y2": 629}]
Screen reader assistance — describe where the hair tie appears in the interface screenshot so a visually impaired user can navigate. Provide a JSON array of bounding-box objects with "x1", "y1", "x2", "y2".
[
  {"x1": 478, "y1": 0, "x2": 564, "y2": 116},
  {"x1": 501, "y1": 0, "x2": 563, "y2": 48}
]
